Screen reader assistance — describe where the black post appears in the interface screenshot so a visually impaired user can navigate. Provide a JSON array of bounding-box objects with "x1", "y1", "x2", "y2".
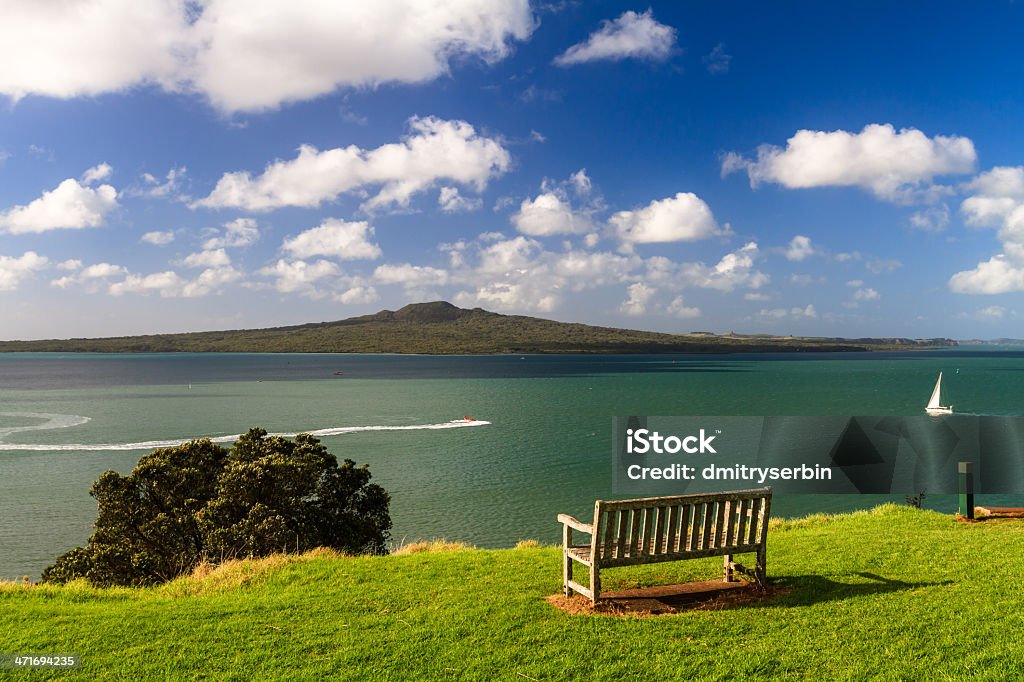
[{"x1": 958, "y1": 461, "x2": 974, "y2": 520}]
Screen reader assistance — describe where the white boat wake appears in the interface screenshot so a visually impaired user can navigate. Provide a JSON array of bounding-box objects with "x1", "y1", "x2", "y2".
[{"x1": 0, "y1": 412, "x2": 490, "y2": 452}]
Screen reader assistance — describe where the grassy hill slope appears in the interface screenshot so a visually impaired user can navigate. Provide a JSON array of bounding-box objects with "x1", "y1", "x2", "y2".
[
  {"x1": 0, "y1": 301, "x2": 956, "y2": 354},
  {"x1": 2, "y1": 505, "x2": 1021, "y2": 679}
]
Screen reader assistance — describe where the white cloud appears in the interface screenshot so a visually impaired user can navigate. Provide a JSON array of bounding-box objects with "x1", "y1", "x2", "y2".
[
  {"x1": 796, "y1": 304, "x2": 817, "y2": 318},
  {"x1": 552, "y1": 251, "x2": 637, "y2": 288},
  {"x1": 949, "y1": 255, "x2": 1024, "y2": 294},
  {"x1": 784, "y1": 235, "x2": 815, "y2": 261},
  {"x1": 845, "y1": 287, "x2": 880, "y2": 307},
  {"x1": 666, "y1": 295, "x2": 700, "y2": 318},
  {"x1": 455, "y1": 281, "x2": 559, "y2": 314},
  {"x1": 439, "y1": 240, "x2": 468, "y2": 268},
  {"x1": 438, "y1": 187, "x2": 483, "y2": 213},
  {"x1": 181, "y1": 249, "x2": 231, "y2": 268},
  {"x1": 570, "y1": 169, "x2": 592, "y2": 196},
  {"x1": 853, "y1": 287, "x2": 880, "y2": 301},
  {"x1": 846, "y1": 279, "x2": 864, "y2": 288},
  {"x1": 141, "y1": 230, "x2": 175, "y2": 246},
  {"x1": 136, "y1": 166, "x2": 187, "y2": 200},
  {"x1": 512, "y1": 192, "x2": 591, "y2": 236},
  {"x1": 452, "y1": 235, "x2": 638, "y2": 314},
  {"x1": 258, "y1": 259, "x2": 341, "y2": 297},
  {"x1": 866, "y1": 258, "x2": 902, "y2": 274},
  {"x1": 677, "y1": 242, "x2": 769, "y2": 292},
  {"x1": 0, "y1": 251, "x2": 49, "y2": 290},
  {"x1": 374, "y1": 264, "x2": 449, "y2": 287},
  {"x1": 951, "y1": 167, "x2": 1024, "y2": 294},
  {"x1": 977, "y1": 305, "x2": 1006, "y2": 319},
  {"x1": 619, "y1": 282, "x2": 655, "y2": 315},
  {"x1": 203, "y1": 218, "x2": 259, "y2": 250},
  {"x1": 554, "y1": 10, "x2": 675, "y2": 66},
  {"x1": 909, "y1": 204, "x2": 950, "y2": 232},
  {"x1": 282, "y1": 219, "x2": 382, "y2": 261},
  {"x1": 723, "y1": 124, "x2": 976, "y2": 202},
  {"x1": 102, "y1": 264, "x2": 240, "y2": 298},
  {"x1": 181, "y1": 266, "x2": 242, "y2": 298},
  {"x1": 337, "y1": 286, "x2": 379, "y2": 305},
  {"x1": 0, "y1": 0, "x2": 187, "y2": 102},
  {"x1": 477, "y1": 235, "x2": 542, "y2": 274},
  {"x1": 758, "y1": 305, "x2": 817, "y2": 320},
  {"x1": 0, "y1": 175, "x2": 118, "y2": 234},
  {"x1": 702, "y1": 43, "x2": 731, "y2": 75},
  {"x1": 81, "y1": 163, "x2": 112, "y2": 184},
  {"x1": 109, "y1": 271, "x2": 186, "y2": 298},
  {"x1": 611, "y1": 192, "x2": 725, "y2": 244},
  {"x1": 758, "y1": 308, "x2": 788, "y2": 320},
  {"x1": 451, "y1": 235, "x2": 768, "y2": 316},
  {"x1": 51, "y1": 262, "x2": 128, "y2": 290},
  {"x1": 744, "y1": 292, "x2": 771, "y2": 302},
  {"x1": 187, "y1": 0, "x2": 535, "y2": 112},
  {"x1": 0, "y1": 1, "x2": 534, "y2": 113},
  {"x1": 789, "y1": 274, "x2": 814, "y2": 286},
  {"x1": 195, "y1": 117, "x2": 509, "y2": 212}
]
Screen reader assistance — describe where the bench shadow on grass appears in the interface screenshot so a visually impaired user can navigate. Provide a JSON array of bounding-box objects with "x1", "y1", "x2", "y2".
[
  {"x1": 767, "y1": 572, "x2": 953, "y2": 608},
  {"x1": 549, "y1": 572, "x2": 953, "y2": 617}
]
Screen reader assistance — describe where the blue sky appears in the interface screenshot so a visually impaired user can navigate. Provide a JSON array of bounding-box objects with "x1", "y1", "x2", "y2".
[{"x1": 2, "y1": 1, "x2": 1024, "y2": 340}]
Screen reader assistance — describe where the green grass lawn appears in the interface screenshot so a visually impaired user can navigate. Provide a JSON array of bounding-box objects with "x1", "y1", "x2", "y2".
[{"x1": 3, "y1": 504, "x2": 1024, "y2": 680}]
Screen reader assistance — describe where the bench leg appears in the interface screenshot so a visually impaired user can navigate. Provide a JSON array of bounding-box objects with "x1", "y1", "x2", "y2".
[
  {"x1": 755, "y1": 546, "x2": 767, "y2": 588},
  {"x1": 562, "y1": 525, "x2": 573, "y2": 597},
  {"x1": 723, "y1": 553, "x2": 734, "y2": 582},
  {"x1": 590, "y1": 564, "x2": 600, "y2": 604}
]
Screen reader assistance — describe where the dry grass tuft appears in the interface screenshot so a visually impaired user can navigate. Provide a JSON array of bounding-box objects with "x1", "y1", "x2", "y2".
[
  {"x1": 162, "y1": 547, "x2": 346, "y2": 597},
  {"x1": 514, "y1": 539, "x2": 544, "y2": 550},
  {"x1": 392, "y1": 539, "x2": 475, "y2": 555}
]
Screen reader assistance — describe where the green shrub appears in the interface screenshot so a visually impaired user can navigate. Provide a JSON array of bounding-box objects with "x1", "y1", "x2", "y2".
[{"x1": 42, "y1": 428, "x2": 390, "y2": 586}]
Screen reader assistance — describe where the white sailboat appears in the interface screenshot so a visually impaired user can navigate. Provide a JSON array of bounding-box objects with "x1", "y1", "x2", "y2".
[{"x1": 925, "y1": 372, "x2": 953, "y2": 415}]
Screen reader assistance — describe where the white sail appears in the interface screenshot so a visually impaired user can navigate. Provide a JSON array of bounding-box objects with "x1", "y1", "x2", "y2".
[
  {"x1": 925, "y1": 372, "x2": 952, "y2": 414},
  {"x1": 926, "y1": 372, "x2": 943, "y2": 410}
]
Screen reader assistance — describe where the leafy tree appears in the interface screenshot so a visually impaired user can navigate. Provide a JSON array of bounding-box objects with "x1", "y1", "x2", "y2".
[
  {"x1": 201, "y1": 429, "x2": 392, "y2": 558},
  {"x1": 42, "y1": 429, "x2": 391, "y2": 586}
]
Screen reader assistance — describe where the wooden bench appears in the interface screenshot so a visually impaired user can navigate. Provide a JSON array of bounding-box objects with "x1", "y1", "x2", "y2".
[{"x1": 557, "y1": 487, "x2": 772, "y2": 603}]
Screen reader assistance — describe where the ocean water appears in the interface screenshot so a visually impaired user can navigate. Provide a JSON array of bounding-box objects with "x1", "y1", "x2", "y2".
[{"x1": 1, "y1": 349, "x2": 1022, "y2": 579}]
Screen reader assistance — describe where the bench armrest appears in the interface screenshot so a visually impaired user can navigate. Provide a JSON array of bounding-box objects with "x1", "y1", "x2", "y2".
[{"x1": 557, "y1": 514, "x2": 594, "y2": 534}]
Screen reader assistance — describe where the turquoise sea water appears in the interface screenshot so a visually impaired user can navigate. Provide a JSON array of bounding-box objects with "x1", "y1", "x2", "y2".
[{"x1": 1, "y1": 349, "x2": 1022, "y2": 579}]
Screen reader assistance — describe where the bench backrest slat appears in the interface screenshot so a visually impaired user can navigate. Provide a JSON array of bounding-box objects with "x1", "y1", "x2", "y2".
[
  {"x1": 615, "y1": 510, "x2": 628, "y2": 559},
  {"x1": 667, "y1": 505, "x2": 681, "y2": 553},
  {"x1": 592, "y1": 488, "x2": 772, "y2": 566},
  {"x1": 723, "y1": 500, "x2": 735, "y2": 547},
  {"x1": 602, "y1": 504, "x2": 616, "y2": 559},
  {"x1": 653, "y1": 506, "x2": 666, "y2": 555},
  {"x1": 747, "y1": 498, "x2": 762, "y2": 545},
  {"x1": 689, "y1": 504, "x2": 701, "y2": 551},
  {"x1": 642, "y1": 507, "x2": 655, "y2": 556},
  {"x1": 756, "y1": 496, "x2": 771, "y2": 545},
  {"x1": 737, "y1": 499, "x2": 749, "y2": 544},
  {"x1": 700, "y1": 503, "x2": 713, "y2": 550}
]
